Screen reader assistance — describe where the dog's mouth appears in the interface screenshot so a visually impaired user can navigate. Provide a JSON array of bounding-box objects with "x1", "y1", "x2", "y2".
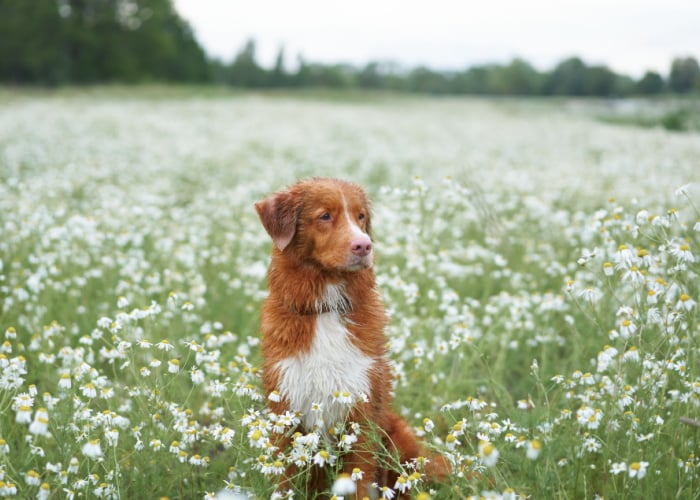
[{"x1": 343, "y1": 254, "x2": 373, "y2": 272}]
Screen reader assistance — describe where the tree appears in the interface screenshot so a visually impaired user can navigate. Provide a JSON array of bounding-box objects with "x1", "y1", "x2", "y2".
[
  {"x1": 584, "y1": 65, "x2": 616, "y2": 96},
  {"x1": 358, "y1": 62, "x2": 382, "y2": 89},
  {"x1": 137, "y1": 0, "x2": 211, "y2": 82},
  {"x1": 227, "y1": 39, "x2": 267, "y2": 87},
  {"x1": 613, "y1": 75, "x2": 636, "y2": 96},
  {"x1": 490, "y1": 58, "x2": 542, "y2": 95},
  {"x1": 452, "y1": 66, "x2": 491, "y2": 94},
  {"x1": 0, "y1": 0, "x2": 210, "y2": 84},
  {"x1": 405, "y1": 67, "x2": 450, "y2": 94},
  {"x1": 0, "y1": 0, "x2": 66, "y2": 83},
  {"x1": 307, "y1": 64, "x2": 356, "y2": 88},
  {"x1": 543, "y1": 57, "x2": 588, "y2": 96},
  {"x1": 270, "y1": 46, "x2": 287, "y2": 87},
  {"x1": 669, "y1": 57, "x2": 700, "y2": 93},
  {"x1": 635, "y1": 71, "x2": 664, "y2": 94}
]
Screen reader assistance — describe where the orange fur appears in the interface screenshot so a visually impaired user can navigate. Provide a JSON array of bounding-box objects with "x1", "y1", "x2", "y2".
[{"x1": 256, "y1": 178, "x2": 447, "y2": 498}]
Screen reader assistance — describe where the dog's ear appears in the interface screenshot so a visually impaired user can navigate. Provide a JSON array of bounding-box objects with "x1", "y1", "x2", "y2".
[{"x1": 255, "y1": 191, "x2": 298, "y2": 251}]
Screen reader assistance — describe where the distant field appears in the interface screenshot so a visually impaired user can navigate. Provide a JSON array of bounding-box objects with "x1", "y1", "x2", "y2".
[{"x1": 0, "y1": 88, "x2": 698, "y2": 499}]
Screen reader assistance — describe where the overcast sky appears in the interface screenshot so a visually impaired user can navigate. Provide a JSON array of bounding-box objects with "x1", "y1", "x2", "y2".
[{"x1": 173, "y1": 0, "x2": 699, "y2": 77}]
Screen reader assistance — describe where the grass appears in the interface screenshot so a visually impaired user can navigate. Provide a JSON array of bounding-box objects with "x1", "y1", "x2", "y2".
[{"x1": 0, "y1": 87, "x2": 699, "y2": 499}]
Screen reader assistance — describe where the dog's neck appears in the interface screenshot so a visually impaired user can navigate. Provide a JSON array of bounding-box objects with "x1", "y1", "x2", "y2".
[
  {"x1": 268, "y1": 254, "x2": 367, "y2": 316},
  {"x1": 288, "y1": 281, "x2": 352, "y2": 316}
]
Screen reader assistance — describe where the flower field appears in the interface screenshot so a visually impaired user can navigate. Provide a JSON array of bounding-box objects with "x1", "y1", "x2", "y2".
[{"x1": 0, "y1": 88, "x2": 699, "y2": 499}]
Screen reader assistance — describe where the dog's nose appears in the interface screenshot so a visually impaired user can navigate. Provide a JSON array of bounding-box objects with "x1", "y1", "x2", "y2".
[{"x1": 351, "y1": 236, "x2": 372, "y2": 257}]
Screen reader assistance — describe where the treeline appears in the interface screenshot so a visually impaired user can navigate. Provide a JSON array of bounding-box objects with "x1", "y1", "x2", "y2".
[
  {"x1": 217, "y1": 41, "x2": 700, "y2": 97},
  {"x1": 2, "y1": 0, "x2": 700, "y2": 97}
]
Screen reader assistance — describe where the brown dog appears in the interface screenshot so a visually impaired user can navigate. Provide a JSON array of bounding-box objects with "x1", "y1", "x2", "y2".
[{"x1": 255, "y1": 178, "x2": 446, "y2": 498}]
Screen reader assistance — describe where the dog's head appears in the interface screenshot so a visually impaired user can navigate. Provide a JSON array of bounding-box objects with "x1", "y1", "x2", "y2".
[{"x1": 255, "y1": 178, "x2": 374, "y2": 272}]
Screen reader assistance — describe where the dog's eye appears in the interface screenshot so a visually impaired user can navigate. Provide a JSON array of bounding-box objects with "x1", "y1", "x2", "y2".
[
  {"x1": 319, "y1": 212, "x2": 331, "y2": 221},
  {"x1": 358, "y1": 213, "x2": 365, "y2": 221}
]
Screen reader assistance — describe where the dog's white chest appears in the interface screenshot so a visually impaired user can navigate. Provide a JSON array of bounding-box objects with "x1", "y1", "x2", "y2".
[{"x1": 275, "y1": 311, "x2": 373, "y2": 433}]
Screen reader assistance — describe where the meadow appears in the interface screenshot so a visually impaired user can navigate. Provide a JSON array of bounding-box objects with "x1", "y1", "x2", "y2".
[{"x1": 0, "y1": 88, "x2": 698, "y2": 499}]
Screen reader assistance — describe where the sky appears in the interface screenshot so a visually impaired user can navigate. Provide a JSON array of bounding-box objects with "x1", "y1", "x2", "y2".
[{"x1": 173, "y1": 0, "x2": 700, "y2": 77}]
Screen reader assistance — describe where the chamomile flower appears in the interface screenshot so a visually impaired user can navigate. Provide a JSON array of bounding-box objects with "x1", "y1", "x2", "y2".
[
  {"x1": 0, "y1": 481, "x2": 18, "y2": 495},
  {"x1": 596, "y1": 346, "x2": 618, "y2": 372},
  {"x1": 445, "y1": 433, "x2": 460, "y2": 450},
  {"x1": 629, "y1": 461, "x2": 649, "y2": 479},
  {"x1": 621, "y1": 266, "x2": 645, "y2": 285},
  {"x1": 351, "y1": 468, "x2": 364, "y2": 481},
  {"x1": 619, "y1": 319, "x2": 637, "y2": 339},
  {"x1": 104, "y1": 429, "x2": 119, "y2": 446},
  {"x1": 331, "y1": 473, "x2": 356, "y2": 495},
  {"x1": 577, "y1": 406, "x2": 603, "y2": 429},
  {"x1": 583, "y1": 437, "x2": 602, "y2": 453},
  {"x1": 394, "y1": 474, "x2": 411, "y2": 494},
  {"x1": 38, "y1": 482, "x2": 50, "y2": 500},
  {"x1": 610, "y1": 462, "x2": 627, "y2": 475},
  {"x1": 603, "y1": 261, "x2": 614, "y2": 276},
  {"x1": 478, "y1": 440, "x2": 499, "y2": 467},
  {"x1": 15, "y1": 404, "x2": 33, "y2": 424},
  {"x1": 247, "y1": 429, "x2": 268, "y2": 449},
  {"x1": 526, "y1": 440, "x2": 542, "y2": 460},
  {"x1": 190, "y1": 367, "x2": 205, "y2": 384},
  {"x1": 669, "y1": 242, "x2": 694, "y2": 264},
  {"x1": 338, "y1": 433, "x2": 358, "y2": 451},
  {"x1": 29, "y1": 408, "x2": 50, "y2": 436},
  {"x1": 677, "y1": 294, "x2": 696, "y2": 311},
  {"x1": 80, "y1": 383, "x2": 97, "y2": 398},
  {"x1": 622, "y1": 346, "x2": 640, "y2": 363},
  {"x1": 614, "y1": 244, "x2": 636, "y2": 269},
  {"x1": 378, "y1": 485, "x2": 396, "y2": 499},
  {"x1": 578, "y1": 287, "x2": 602, "y2": 304},
  {"x1": 168, "y1": 358, "x2": 180, "y2": 373},
  {"x1": 58, "y1": 372, "x2": 72, "y2": 390},
  {"x1": 155, "y1": 340, "x2": 174, "y2": 351},
  {"x1": 333, "y1": 390, "x2": 353, "y2": 405},
  {"x1": 67, "y1": 457, "x2": 79, "y2": 474},
  {"x1": 135, "y1": 339, "x2": 152, "y2": 349},
  {"x1": 312, "y1": 450, "x2": 336, "y2": 467},
  {"x1": 580, "y1": 372, "x2": 596, "y2": 385},
  {"x1": 25, "y1": 470, "x2": 41, "y2": 486},
  {"x1": 189, "y1": 454, "x2": 209, "y2": 467},
  {"x1": 82, "y1": 439, "x2": 103, "y2": 459}
]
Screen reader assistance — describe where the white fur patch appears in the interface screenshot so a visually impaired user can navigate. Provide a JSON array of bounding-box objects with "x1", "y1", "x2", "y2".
[
  {"x1": 275, "y1": 309, "x2": 373, "y2": 435},
  {"x1": 315, "y1": 282, "x2": 351, "y2": 314},
  {"x1": 341, "y1": 191, "x2": 366, "y2": 239}
]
